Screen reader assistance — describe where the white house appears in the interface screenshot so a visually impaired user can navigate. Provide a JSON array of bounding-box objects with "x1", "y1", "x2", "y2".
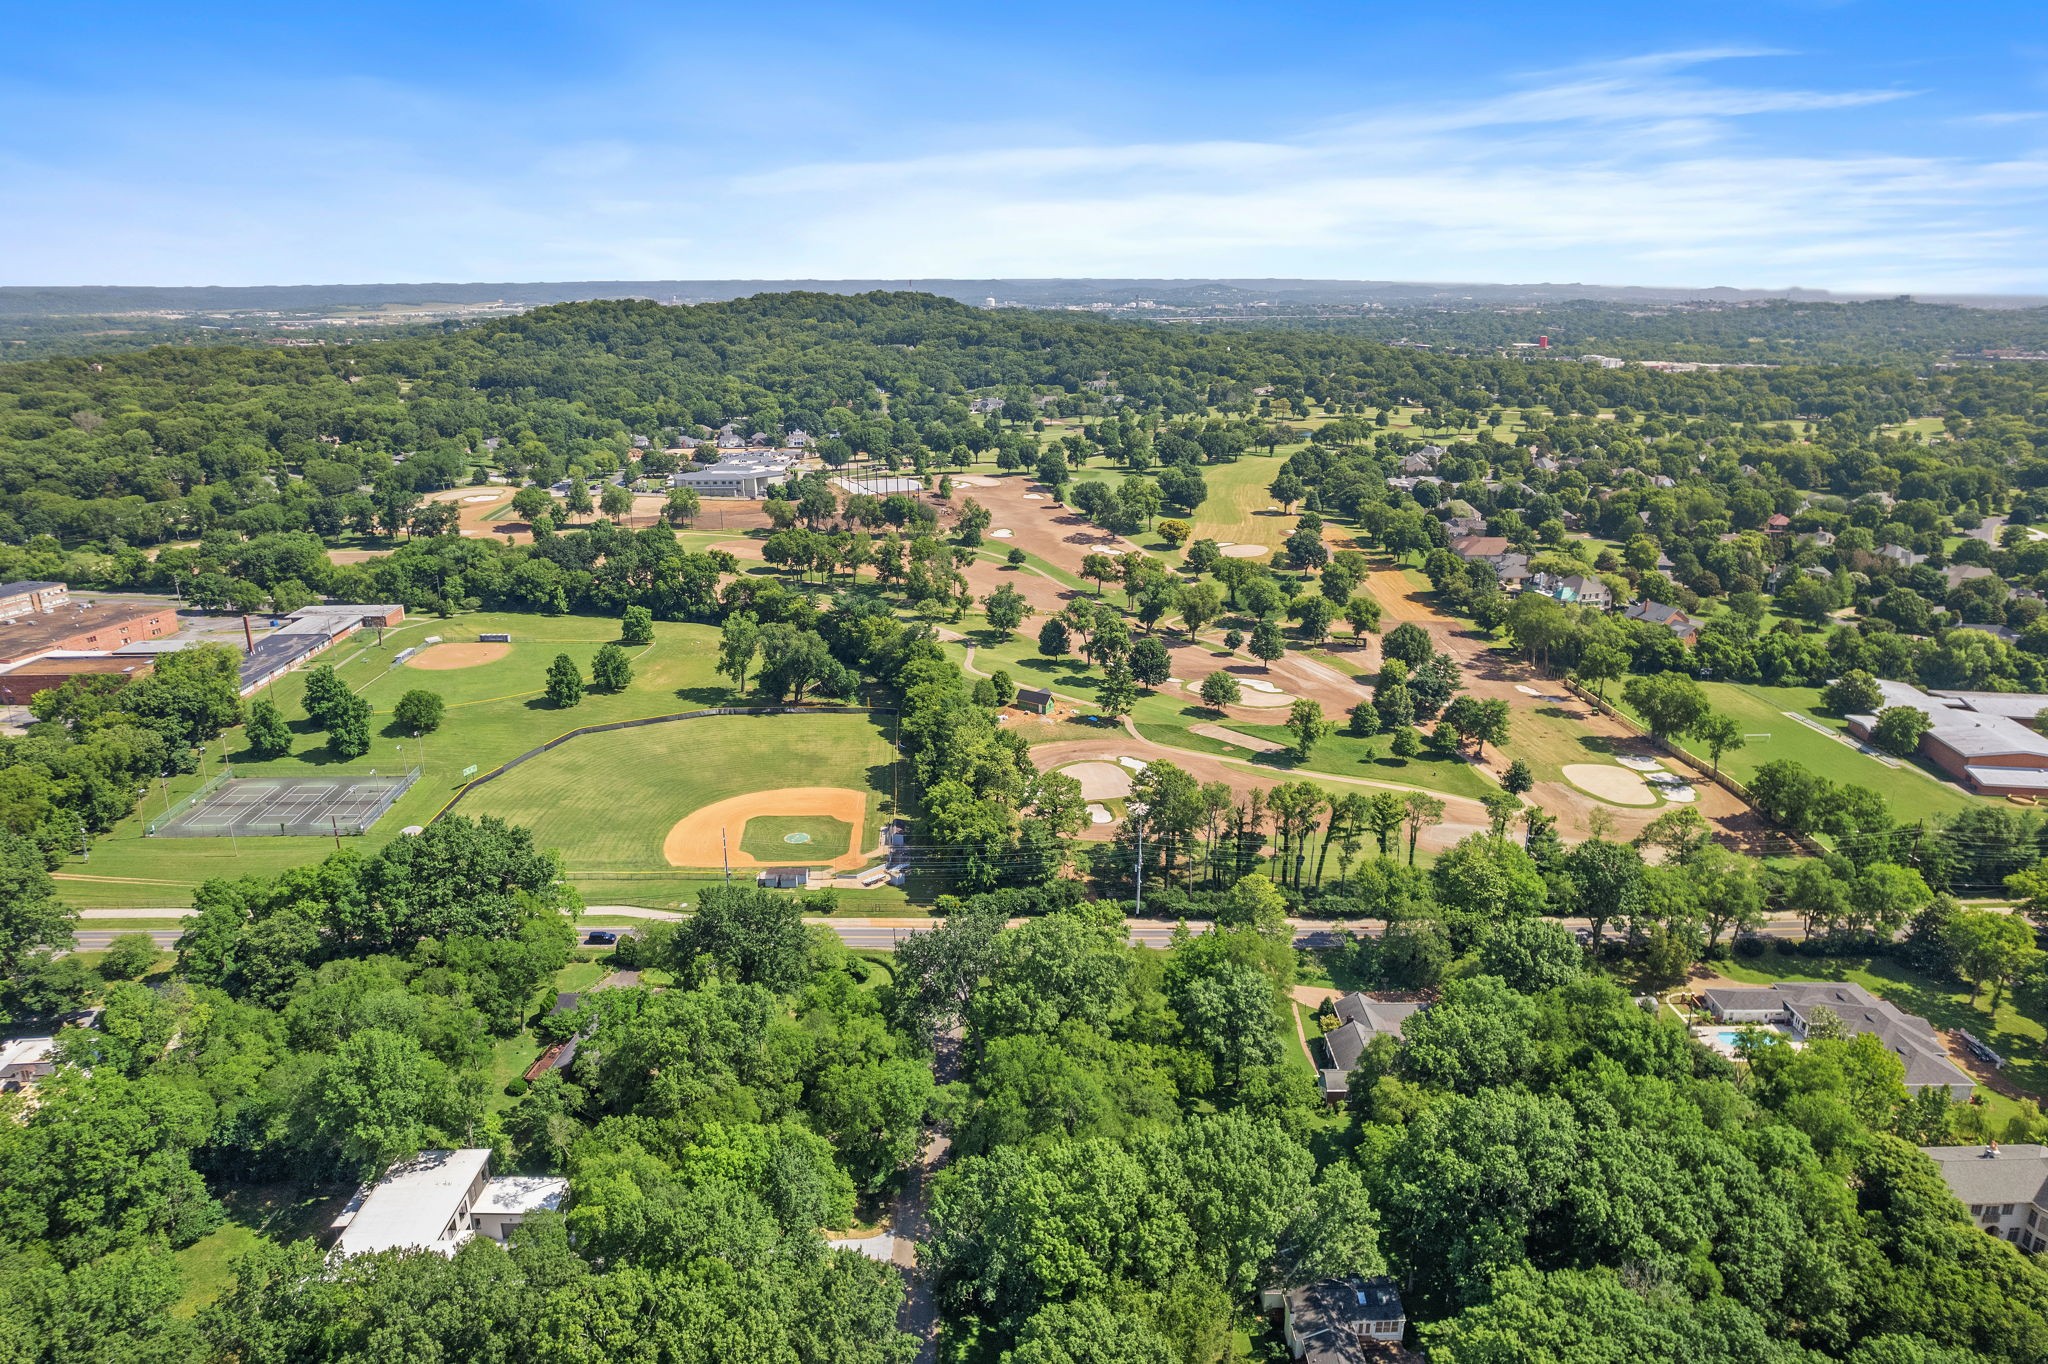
[
  {"x1": 672, "y1": 452, "x2": 797, "y2": 499},
  {"x1": 332, "y1": 1149, "x2": 570, "y2": 1257},
  {"x1": 1700, "y1": 982, "x2": 1974, "y2": 1098},
  {"x1": 0, "y1": 1035, "x2": 57, "y2": 1089}
]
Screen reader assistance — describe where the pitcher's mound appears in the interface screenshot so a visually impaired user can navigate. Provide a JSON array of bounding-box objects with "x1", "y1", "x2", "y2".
[
  {"x1": 408, "y1": 641, "x2": 511, "y2": 670},
  {"x1": 665, "y1": 786, "x2": 870, "y2": 870}
]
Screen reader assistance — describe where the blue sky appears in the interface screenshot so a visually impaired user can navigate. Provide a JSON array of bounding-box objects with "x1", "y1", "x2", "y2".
[{"x1": 4, "y1": 1, "x2": 2047, "y2": 290}]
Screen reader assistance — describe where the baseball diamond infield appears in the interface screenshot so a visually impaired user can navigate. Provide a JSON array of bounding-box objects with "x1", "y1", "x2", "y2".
[
  {"x1": 407, "y1": 641, "x2": 512, "y2": 670},
  {"x1": 664, "y1": 787, "x2": 873, "y2": 870}
]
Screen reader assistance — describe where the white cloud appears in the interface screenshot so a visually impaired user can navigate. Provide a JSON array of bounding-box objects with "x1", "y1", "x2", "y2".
[{"x1": 3, "y1": 47, "x2": 2043, "y2": 290}]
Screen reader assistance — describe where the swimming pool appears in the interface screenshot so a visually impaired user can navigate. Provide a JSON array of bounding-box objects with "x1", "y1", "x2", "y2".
[{"x1": 1698, "y1": 1025, "x2": 1788, "y2": 1053}]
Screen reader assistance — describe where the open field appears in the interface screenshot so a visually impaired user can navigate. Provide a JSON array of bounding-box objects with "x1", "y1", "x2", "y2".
[
  {"x1": 1623, "y1": 681, "x2": 1984, "y2": 820},
  {"x1": 456, "y1": 713, "x2": 897, "y2": 877},
  {"x1": 53, "y1": 611, "x2": 812, "y2": 907}
]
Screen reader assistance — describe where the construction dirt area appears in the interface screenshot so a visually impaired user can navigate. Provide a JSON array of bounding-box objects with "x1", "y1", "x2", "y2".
[{"x1": 663, "y1": 786, "x2": 873, "y2": 871}]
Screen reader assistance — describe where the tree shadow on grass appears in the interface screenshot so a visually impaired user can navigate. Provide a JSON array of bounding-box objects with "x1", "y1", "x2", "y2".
[{"x1": 675, "y1": 686, "x2": 738, "y2": 706}]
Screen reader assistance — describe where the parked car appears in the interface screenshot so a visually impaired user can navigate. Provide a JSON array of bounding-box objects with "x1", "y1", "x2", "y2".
[{"x1": 585, "y1": 930, "x2": 618, "y2": 945}]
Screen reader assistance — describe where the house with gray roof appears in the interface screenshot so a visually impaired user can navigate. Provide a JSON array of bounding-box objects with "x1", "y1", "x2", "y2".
[
  {"x1": 1319, "y1": 993, "x2": 1424, "y2": 1101},
  {"x1": 1700, "y1": 981, "x2": 1974, "y2": 1098},
  {"x1": 1262, "y1": 1277, "x2": 1407, "y2": 1361},
  {"x1": 1920, "y1": 1144, "x2": 2048, "y2": 1252},
  {"x1": 1622, "y1": 600, "x2": 1700, "y2": 641}
]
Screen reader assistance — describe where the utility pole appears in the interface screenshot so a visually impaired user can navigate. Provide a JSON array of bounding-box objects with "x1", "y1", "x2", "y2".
[
  {"x1": 722, "y1": 826, "x2": 730, "y2": 881},
  {"x1": 1129, "y1": 800, "x2": 1149, "y2": 917}
]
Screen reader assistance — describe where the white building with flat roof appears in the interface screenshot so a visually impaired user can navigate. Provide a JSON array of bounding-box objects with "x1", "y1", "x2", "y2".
[
  {"x1": 331, "y1": 1150, "x2": 573, "y2": 1257},
  {"x1": 673, "y1": 452, "x2": 797, "y2": 499},
  {"x1": 471, "y1": 1175, "x2": 570, "y2": 1244},
  {"x1": 333, "y1": 1148, "x2": 492, "y2": 1258}
]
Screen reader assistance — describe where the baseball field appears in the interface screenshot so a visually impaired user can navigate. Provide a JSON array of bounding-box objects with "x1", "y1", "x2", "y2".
[{"x1": 55, "y1": 611, "x2": 909, "y2": 910}]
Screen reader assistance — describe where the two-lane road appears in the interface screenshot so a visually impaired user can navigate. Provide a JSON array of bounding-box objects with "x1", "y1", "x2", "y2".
[{"x1": 68, "y1": 909, "x2": 1836, "y2": 955}]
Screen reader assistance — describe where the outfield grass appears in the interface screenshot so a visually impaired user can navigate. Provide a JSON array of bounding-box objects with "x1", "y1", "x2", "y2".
[
  {"x1": 740, "y1": 815, "x2": 854, "y2": 862},
  {"x1": 1622, "y1": 680, "x2": 1983, "y2": 820},
  {"x1": 460, "y1": 711, "x2": 898, "y2": 877}
]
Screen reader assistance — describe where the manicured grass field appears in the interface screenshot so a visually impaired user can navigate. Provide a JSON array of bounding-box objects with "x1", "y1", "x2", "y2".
[
  {"x1": 55, "y1": 611, "x2": 874, "y2": 908},
  {"x1": 1181, "y1": 451, "x2": 1298, "y2": 551},
  {"x1": 459, "y1": 711, "x2": 898, "y2": 877},
  {"x1": 740, "y1": 814, "x2": 854, "y2": 862},
  {"x1": 1624, "y1": 681, "x2": 1983, "y2": 820}
]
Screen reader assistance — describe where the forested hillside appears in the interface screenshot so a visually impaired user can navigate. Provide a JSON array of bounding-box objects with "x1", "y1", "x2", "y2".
[{"x1": 0, "y1": 289, "x2": 2035, "y2": 550}]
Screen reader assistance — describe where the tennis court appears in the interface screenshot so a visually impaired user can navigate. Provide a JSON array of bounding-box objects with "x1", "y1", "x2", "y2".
[{"x1": 150, "y1": 770, "x2": 419, "y2": 838}]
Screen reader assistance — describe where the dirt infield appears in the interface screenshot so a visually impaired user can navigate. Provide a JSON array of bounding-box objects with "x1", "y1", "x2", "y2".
[
  {"x1": 408, "y1": 641, "x2": 513, "y2": 671},
  {"x1": 1562, "y1": 763, "x2": 1658, "y2": 806},
  {"x1": 663, "y1": 786, "x2": 871, "y2": 871}
]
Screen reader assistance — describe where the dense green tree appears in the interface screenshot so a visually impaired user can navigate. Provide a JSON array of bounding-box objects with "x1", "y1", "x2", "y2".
[
  {"x1": 391, "y1": 687, "x2": 445, "y2": 734},
  {"x1": 544, "y1": 653, "x2": 584, "y2": 708}
]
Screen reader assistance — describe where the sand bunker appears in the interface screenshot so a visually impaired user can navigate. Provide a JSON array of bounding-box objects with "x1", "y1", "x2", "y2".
[
  {"x1": 407, "y1": 641, "x2": 511, "y2": 670},
  {"x1": 664, "y1": 786, "x2": 870, "y2": 871},
  {"x1": 1086, "y1": 803, "x2": 1114, "y2": 825},
  {"x1": 1615, "y1": 754, "x2": 1664, "y2": 772},
  {"x1": 463, "y1": 494, "x2": 499, "y2": 503},
  {"x1": 1023, "y1": 493, "x2": 1045, "y2": 500},
  {"x1": 1646, "y1": 772, "x2": 1698, "y2": 803},
  {"x1": 1562, "y1": 764, "x2": 1658, "y2": 806},
  {"x1": 1190, "y1": 723, "x2": 1287, "y2": 753},
  {"x1": 990, "y1": 528, "x2": 1014, "y2": 538},
  {"x1": 1221, "y1": 543, "x2": 1271, "y2": 558},
  {"x1": 1058, "y1": 761, "x2": 1135, "y2": 799},
  {"x1": 954, "y1": 476, "x2": 997, "y2": 487}
]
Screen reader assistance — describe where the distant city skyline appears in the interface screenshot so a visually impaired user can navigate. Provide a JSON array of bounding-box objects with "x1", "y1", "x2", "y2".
[{"x1": 4, "y1": 1, "x2": 2047, "y2": 291}]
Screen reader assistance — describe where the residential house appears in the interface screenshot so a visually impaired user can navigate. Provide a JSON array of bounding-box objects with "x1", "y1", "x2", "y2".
[
  {"x1": 1318, "y1": 992, "x2": 1423, "y2": 1101},
  {"x1": 1799, "y1": 529, "x2": 1837, "y2": 548},
  {"x1": 1448, "y1": 535, "x2": 1514, "y2": 566},
  {"x1": 1263, "y1": 1277, "x2": 1408, "y2": 1360},
  {"x1": 1014, "y1": 686, "x2": 1054, "y2": 715},
  {"x1": 1700, "y1": 981, "x2": 1974, "y2": 1098},
  {"x1": 0, "y1": 1036, "x2": 57, "y2": 1090},
  {"x1": 471, "y1": 1175, "x2": 571, "y2": 1244},
  {"x1": 1844, "y1": 679, "x2": 2048, "y2": 797},
  {"x1": 332, "y1": 1149, "x2": 569, "y2": 1257},
  {"x1": 1919, "y1": 1144, "x2": 2048, "y2": 1252},
  {"x1": 1622, "y1": 600, "x2": 1700, "y2": 642},
  {"x1": 1943, "y1": 564, "x2": 1995, "y2": 591},
  {"x1": 1533, "y1": 573, "x2": 1611, "y2": 609},
  {"x1": 1764, "y1": 513, "x2": 1792, "y2": 535}
]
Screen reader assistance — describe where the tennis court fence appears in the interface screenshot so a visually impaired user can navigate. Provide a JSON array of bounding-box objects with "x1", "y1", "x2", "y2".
[{"x1": 148, "y1": 765, "x2": 423, "y2": 838}]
